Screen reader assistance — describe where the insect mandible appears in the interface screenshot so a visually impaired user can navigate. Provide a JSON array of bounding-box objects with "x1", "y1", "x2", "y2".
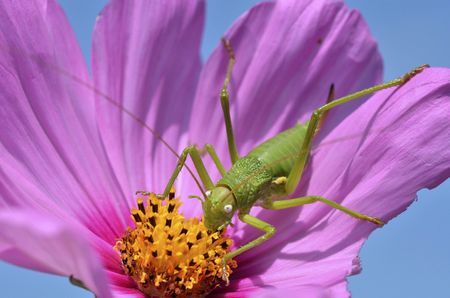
[{"x1": 142, "y1": 39, "x2": 428, "y2": 283}]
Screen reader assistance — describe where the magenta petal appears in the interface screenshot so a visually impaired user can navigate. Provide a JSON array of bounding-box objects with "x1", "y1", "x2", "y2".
[
  {"x1": 92, "y1": 0, "x2": 204, "y2": 198},
  {"x1": 110, "y1": 286, "x2": 145, "y2": 298},
  {"x1": 221, "y1": 68, "x2": 450, "y2": 295},
  {"x1": 221, "y1": 283, "x2": 333, "y2": 297},
  {"x1": 249, "y1": 285, "x2": 332, "y2": 298},
  {"x1": 190, "y1": 0, "x2": 382, "y2": 179},
  {"x1": 0, "y1": 209, "x2": 112, "y2": 298},
  {"x1": 306, "y1": 67, "x2": 450, "y2": 222},
  {"x1": 0, "y1": 0, "x2": 128, "y2": 241}
]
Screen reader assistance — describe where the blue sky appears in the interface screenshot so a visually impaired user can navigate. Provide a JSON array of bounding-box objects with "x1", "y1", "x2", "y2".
[{"x1": 1, "y1": 1, "x2": 449, "y2": 297}]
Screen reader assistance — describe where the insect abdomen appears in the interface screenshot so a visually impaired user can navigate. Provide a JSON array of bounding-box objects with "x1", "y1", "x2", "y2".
[{"x1": 247, "y1": 123, "x2": 308, "y2": 177}]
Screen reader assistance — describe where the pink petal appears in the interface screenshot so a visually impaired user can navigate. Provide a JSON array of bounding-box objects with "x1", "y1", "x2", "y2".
[
  {"x1": 249, "y1": 285, "x2": 333, "y2": 298},
  {"x1": 219, "y1": 68, "x2": 450, "y2": 295},
  {"x1": 0, "y1": 0, "x2": 128, "y2": 241},
  {"x1": 0, "y1": 209, "x2": 112, "y2": 298},
  {"x1": 92, "y1": 0, "x2": 204, "y2": 199},
  {"x1": 189, "y1": 0, "x2": 382, "y2": 190},
  {"x1": 110, "y1": 285, "x2": 145, "y2": 298}
]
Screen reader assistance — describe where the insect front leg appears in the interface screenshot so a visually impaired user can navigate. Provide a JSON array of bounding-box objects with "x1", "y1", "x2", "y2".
[
  {"x1": 264, "y1": 196, "x2": 383, "y2": 225},
  {"x1": 200, "y1": 143, "x2": 228, "y2": 176},
  {"x1": 285, "y1": 64, "x2": 429, "y2": 194},
  {"x1": 220, "y1": 38, "x2": 240, "y2": 164},
  {"x1": 221, "y1": 213, "x2": 276, "y2": 284},
  {"x1": 158, "y1": 145, "x2": 214, "y2": 198}
]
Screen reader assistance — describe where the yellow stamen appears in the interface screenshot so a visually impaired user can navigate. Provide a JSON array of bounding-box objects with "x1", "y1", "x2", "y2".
[{"x1": 115, "y1": 190, "x2": 237, "y2": 297}]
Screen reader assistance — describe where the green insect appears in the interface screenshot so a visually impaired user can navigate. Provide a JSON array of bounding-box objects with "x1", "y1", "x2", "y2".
[{"x1": 148, "y1": 39, "x2": 428, "y2": 282}]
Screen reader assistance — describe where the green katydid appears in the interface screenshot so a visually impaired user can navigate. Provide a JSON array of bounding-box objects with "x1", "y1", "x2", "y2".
[
  {"x1": 149, "y1": 39, "x2": 428, "y2": 282},
  {"x1": 39, "y1": 37, "x2": 427, "y2": 285}
]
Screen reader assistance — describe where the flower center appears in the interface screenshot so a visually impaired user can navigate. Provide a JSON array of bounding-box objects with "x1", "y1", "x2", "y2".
[{"x1": 115, "y1": 190, "x2": 237, "y2": 297}]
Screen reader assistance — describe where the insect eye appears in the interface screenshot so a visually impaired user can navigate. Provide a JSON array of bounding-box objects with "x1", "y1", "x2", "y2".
[
  {"x1": 223, "y1": 204, "x2": 233, "y2": 213},
  {"x1": 205, "y1": 190, "x2": 211, "y2": 197}
]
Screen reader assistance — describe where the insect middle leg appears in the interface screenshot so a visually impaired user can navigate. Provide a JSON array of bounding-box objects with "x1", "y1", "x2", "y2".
[
  {"x1": 221, "y1": 195, "x2": 383, "y2": 280},
  {"x1": 264, "y1": 196, "x2": 383, "y2": 225},
  {"x1": 285, "y1": 64, "x2": 429, "y2": 194}
]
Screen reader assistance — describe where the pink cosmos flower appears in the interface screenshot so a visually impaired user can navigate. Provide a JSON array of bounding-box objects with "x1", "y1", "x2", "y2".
[{"x1": 1, "y1": 0, "x2": 449, "y2": 297}]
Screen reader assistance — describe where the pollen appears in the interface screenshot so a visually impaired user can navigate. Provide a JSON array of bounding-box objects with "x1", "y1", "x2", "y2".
[{"x1": 115, "y1": 190, "x2": 237, "y2": 297}]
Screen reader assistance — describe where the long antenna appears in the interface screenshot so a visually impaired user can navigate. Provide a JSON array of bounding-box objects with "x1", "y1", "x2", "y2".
[{"x1": 34, "y1": 56, "x2": 206, "y2": 195}]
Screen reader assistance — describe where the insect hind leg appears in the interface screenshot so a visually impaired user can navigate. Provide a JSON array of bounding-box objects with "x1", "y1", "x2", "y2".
[{"x1": 285, "y1": 65, "x2": 429, "y2": 195}]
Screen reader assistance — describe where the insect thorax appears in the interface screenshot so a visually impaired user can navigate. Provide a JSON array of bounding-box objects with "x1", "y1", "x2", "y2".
[{"x1": 217, "y1": 156, "x2": 284, "y2": 213}]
